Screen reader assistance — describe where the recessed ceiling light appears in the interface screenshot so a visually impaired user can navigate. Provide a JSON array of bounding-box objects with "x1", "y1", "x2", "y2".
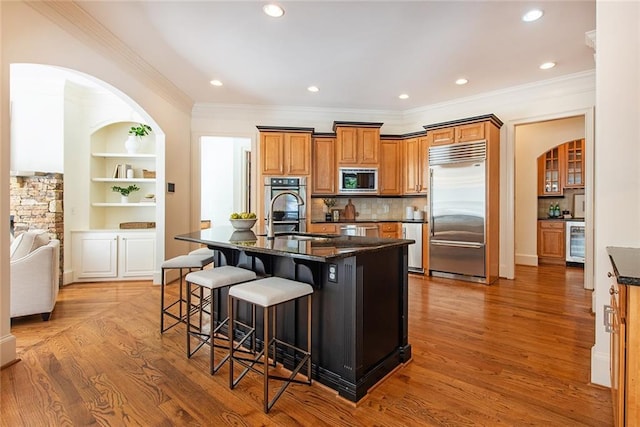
[
  {"x1": 210, "y1": 79, "x2": 223, "y2": 86},
  {"x1": 307, "y1": 86, "x2": 319, "y2": 93},
  {"x1": 539, "y1": 62, "x2": 556, "y2": 70},
  {"x1": 455, "y1": 78, "x2": 468, "y2": 85},
  {"x1": 522, "y1": 9, "x2": 543, "y2": 22},
  {"x1": 399, "y1": 94, "x2": 409, "y2": 100},
  {"x1": 263, "y1": 3, "x2": 285, "y2": 18}
]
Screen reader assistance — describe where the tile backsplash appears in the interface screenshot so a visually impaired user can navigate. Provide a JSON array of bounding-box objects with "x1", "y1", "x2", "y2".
[
  {"x1": 311, "y1": 196, "x2": 428, "y2": 221},
  {"x1": 537, "y1": 188, "x2": 585, "y2": 218}
]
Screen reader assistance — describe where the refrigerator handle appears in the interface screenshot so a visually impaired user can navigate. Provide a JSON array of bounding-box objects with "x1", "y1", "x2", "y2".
[
  {"x1": 429, "y1": 168, "x2": 434, "y2": 237},
  {"x1": 431, "y1": 241, "x2": 484, "y2": 249}
]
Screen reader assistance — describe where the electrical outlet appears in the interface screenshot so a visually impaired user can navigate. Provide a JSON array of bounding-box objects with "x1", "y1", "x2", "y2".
[{"x1": 328, "y1": 264, "x2": 337, "y2": 283}]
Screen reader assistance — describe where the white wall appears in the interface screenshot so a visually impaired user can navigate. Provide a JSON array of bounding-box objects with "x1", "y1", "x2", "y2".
[
  {"x1": 0, "y1": 0, "x2": 15, "y2": 367},
  {"x1": 591, "y1": 0, "x2": 640, "y2": 387},
  {"x1": 9, "y1": 65, "x2": 65, "y2": 173},
  {"x1": 514, "y1": 116, "x2": 585, "y2": 266},
  {"x1": 1, "y1": 1, "x2": 192, "y2": 366}
]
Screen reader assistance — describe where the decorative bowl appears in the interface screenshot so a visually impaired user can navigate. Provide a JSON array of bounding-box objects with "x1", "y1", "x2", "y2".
[
  {"x1": 229, "y1": 230, "x2": 258, "y2": 244},
  {"x1": 229, "y1": 218, "x2": 257, "y2": 230}
]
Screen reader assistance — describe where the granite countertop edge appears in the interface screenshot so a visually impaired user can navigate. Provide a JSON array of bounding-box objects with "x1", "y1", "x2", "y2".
[{"x1": 607, "y1": 246, "x2": 640, "y2": 286}]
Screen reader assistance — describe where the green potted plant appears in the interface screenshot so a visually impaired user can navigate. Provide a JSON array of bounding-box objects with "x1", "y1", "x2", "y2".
[
  {"x1": 112, "y1": 184, "x2": 140, "y2": 203},
  {"x1": 125, "y1": 123, "x2": 152, "y2": 154}
]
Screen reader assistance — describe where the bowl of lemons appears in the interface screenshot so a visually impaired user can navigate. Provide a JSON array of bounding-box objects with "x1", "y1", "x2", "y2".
[{"x1": 229, "y1": 212, "x2": 257, "y2": 230}]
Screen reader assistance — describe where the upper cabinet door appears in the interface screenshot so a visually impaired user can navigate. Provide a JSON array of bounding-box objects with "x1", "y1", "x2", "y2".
[
  {"x1": 285, "y1": 133, "x2": 311, "y2": 175},
  {"x1": 336, "y1": 126, "x2": 380, "y2": 166},
  {"x1": 564, "y1": 139, "x2": 585, "y2": 189},
  {"x1": 537, "y1": 146, "x2": 564, "y2": 196},
  {"x1": 429, "y1": 127, "x2": 455, "y2": 146},
  {"x1": 260, "y1": 132, "x2": 285, "y2": 175},
  {"x1": 359, "y1": 128, "x2": 380, "y2": 165},
  {"x1": 312, "y1": 137, "x2": 336, "y2": 194},
  {"x1": 456, "y1": 122, "x2": 485, "y2": 143},
  {"x1": 336, "y1": 127, "x2": 358, "y2": 164},
  {"x1": 379, "y1": 139, "x2": 400, "y2": 195}
]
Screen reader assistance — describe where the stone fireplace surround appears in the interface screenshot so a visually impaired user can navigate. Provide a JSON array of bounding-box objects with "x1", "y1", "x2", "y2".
[{"x1": 9, "y1": 172, "x2": 64, "y2": 285}]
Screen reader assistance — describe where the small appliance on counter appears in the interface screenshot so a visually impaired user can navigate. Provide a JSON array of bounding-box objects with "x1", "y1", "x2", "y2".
[
  {"x1": 573, "y1": 194, "x2": 585, "y2": 219},
  {"x1": 405, "y1": 206, "x2": 415, "y2": 220}
]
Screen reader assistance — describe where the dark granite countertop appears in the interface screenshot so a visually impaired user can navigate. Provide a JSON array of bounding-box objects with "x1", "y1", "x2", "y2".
[
  {"x1": 607, "y1": 246, "x2": 640, "y2": 286},
  {"x1": 538, "y1": 217, "x2": 585, "y2": 221},
  {"x1": 312, "y1": 219, "x2": 428, "y2": 224},
  {"x1": 176, "y1": 225, "x2": 414, "y2": 262}
]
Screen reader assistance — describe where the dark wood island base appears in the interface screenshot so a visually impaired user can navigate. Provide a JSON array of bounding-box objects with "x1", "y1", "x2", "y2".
[{"x1": 176, "y1": 226, "x2": 413, "y2": 403}]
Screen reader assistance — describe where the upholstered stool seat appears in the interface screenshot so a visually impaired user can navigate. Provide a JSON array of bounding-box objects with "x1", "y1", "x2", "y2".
[
  {"x1": 188, "y1": 247, "x2": 214, "y2": 256},
  {"x1": 160, "y1": 253, "x2": 214, "y2": 333},
  {"x1": 228, "y1": 277, "x2": 313, "y2": 413},
  {"x1": 185, "y1": 266, "x2": 257, "y2": 374}
]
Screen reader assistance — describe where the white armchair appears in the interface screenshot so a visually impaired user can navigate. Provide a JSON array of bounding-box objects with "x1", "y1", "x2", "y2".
[{"x1": 10, "y1": 231, "x2": 61, "y2": 321}]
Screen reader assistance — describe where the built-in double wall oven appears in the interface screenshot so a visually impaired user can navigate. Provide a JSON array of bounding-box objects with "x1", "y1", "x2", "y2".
[{"x1": 263, "y1": 177, "x2": 307, "y2": 233}]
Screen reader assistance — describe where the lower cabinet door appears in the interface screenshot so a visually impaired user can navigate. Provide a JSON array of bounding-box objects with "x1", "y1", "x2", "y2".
[
  {"x1": 120, "y1": 232, "x2": 156, "y2": 278},
  {"x1": 72, "y1": 230, "x2": 155, "y2": 282},
  {"x1": 72, "y1": 232, "x2": 118, "y2": 280}
]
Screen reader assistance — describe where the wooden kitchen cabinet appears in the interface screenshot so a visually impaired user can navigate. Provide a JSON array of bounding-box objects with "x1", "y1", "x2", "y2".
[
  {"x1": 403, "y1": 136, "x2": 429, "y2": 194},
  {"x1": 537, "y1": 139, "x2": 584, "y2": 196},
  {"x1": 427, "y1": 122, "x2": 485, "y2": 146},
  {"x1": 564, "y1": 138, "x2": 585, "y2": 189},
  {"x1": 537, "y1": 146, "x2": 564, "y2": 196},
  {"x1": 334, "y1": 122, "x2": 382, "y2": 166},
  {"x1": 379, "y1": 139, "x2": 401, "y2": 195},
  {"x1": 311, "y1": 136, "x2": 336, "y2": 194},
  {"x1": 307, "y1": 223, "x2": 339, "y2": 234},
  {"x1": 537, "y1": 220, "x2": 565, "y2": 264},
  {"x1": 379, "y1": 222, "x2": 400, "y2": 238},
  {"x1": 607, "y1": 248, "x2": 640, "y2": 427},
  {"x1": 259, "y1": 130, "x2": 311, "y2": 176}
]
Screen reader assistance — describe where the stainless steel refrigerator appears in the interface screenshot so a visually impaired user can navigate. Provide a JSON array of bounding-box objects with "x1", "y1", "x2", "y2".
[{"x1": 429, "y1": 141, "x2": 487, "y2": 281}]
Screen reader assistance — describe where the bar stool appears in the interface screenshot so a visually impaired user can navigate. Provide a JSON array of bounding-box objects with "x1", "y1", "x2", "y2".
[
  {"x1": 160, "y1": 253, "x2": 214, "y2": 333},
  {"x1": 228, "y1": 277, "x2": 313, "y2": 413},
  {"x1": 185, "y1": 266, "x2": 257, "y2": 374}
]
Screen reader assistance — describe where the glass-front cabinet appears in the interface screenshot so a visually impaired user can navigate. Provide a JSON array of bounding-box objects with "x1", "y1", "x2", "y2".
[
  {"x1": 564, "y1": 139, "x2": 584, "y2": 188},
  {"x1": 538, "y1": 146, "x2": 563, "y2": 196}
]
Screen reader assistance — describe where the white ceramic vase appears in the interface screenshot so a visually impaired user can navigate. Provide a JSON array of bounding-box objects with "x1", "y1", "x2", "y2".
[
  {"x1": 124, "y1": 135, "x2": 141, "y2": 154},
  {"x1": 121, "y1": 195, "x2": 129, "y2": 204}
]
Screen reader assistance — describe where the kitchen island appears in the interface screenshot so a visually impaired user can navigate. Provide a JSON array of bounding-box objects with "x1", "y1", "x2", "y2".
[{"x1": 175, "y1": 226, "x2": 413, "y2": 403}]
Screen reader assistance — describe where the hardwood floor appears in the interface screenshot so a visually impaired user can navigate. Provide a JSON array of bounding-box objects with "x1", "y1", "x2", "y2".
[{"x1": 1, "y1": 265, "x2": 612, "y2": 426}]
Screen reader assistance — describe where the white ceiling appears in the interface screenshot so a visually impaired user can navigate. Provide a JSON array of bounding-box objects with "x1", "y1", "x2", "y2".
[{"x1": 75, "y1": 1, "x2": 596, "y2": 111}]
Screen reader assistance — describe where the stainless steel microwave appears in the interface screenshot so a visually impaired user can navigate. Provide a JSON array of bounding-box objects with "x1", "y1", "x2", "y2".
[{"x1": 339, "y1": 168, "x2": 378, "y2": 194}]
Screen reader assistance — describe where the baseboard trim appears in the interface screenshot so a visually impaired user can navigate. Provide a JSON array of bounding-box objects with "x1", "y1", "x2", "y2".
[
  {"x1": 515, "y1": 253, "x2": 538, "y2": 266},
  {"x1": 591, "y1": 345, "x2": 611, "y2": 387},
  {"x1": 0, "y1": 333, "x2": 17, "y2": 368}
]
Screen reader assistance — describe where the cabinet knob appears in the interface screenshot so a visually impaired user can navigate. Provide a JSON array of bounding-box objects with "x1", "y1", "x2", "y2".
[
  {"x1": 607, "y1": 271, "x2": 613, "y2": 278},
  {"x1": 609, "y1": 286, "x2": 618, "y2": 295}
]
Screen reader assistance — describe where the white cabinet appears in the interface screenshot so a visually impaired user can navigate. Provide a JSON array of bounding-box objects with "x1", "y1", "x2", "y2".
[
  {"x1": 119, "y1": 232, "x2": 156, "y2": 278},
  {"x1": 72, "y1": 230, "x2": 155, "y2": 282}
]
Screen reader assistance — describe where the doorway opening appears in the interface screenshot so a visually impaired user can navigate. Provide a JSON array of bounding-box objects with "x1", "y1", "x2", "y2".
[
  {"x1": 512, "y1": 113, "x2": 593, "y2": 290},
  {"x1": 200, "y1": 136, "x2": 252, "y2": 228}
]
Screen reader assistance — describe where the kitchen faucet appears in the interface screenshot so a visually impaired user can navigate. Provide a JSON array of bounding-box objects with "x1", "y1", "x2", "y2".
[{"x1": 267, "y1": 191, "x2": 304, "y2": 240}]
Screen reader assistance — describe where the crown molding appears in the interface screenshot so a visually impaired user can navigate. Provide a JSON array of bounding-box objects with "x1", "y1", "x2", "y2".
[{"x1": 25, "y1": 0, "x2": 193, "y2": 114}]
